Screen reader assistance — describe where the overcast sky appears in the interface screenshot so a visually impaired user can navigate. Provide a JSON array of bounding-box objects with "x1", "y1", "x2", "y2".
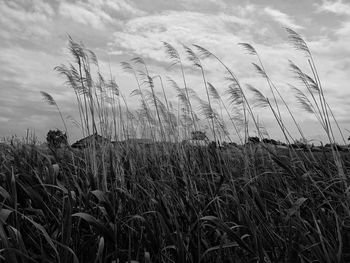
[{"x1": 0, "y1": 0, "x2": 349, "y2": 143}]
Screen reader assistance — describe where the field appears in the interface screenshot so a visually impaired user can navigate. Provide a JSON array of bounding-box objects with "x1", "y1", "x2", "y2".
[{"x1": 1, "y1": 29, "x2": 350, "y2": 262}]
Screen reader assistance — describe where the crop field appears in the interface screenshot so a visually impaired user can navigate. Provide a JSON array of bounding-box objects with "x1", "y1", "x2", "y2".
[{"x1": 1, "y1": 29, "x2": 350, "y2": 263}]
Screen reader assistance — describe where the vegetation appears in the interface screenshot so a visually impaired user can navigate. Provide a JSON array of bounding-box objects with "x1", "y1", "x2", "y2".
[
  {"x1": 1, "y1": 28, "x2": 350, "y2": 262},
  {"x1": 46, "y1": 129, "x2": 68, "y2": 149}
]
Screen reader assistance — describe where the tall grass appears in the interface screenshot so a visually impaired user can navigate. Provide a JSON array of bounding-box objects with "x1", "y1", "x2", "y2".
[{"x1": 1, "y1": 28, "x2": 350, "y2": 262}]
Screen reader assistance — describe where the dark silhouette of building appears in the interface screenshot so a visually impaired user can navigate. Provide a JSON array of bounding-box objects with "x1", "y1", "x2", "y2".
[{"x1": 71, "y1": 134, "x2": 109, "y2": 149}]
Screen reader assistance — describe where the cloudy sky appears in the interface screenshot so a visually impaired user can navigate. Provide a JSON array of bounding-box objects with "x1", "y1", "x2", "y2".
[{"x1": 0, "y1": 0, "x2": 350, "y2": 143}]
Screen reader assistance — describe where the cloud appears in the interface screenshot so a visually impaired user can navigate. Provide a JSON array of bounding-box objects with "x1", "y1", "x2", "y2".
[
  {"x1": 0, "y1": 1, "x2": 54, "y2": 23},
  {"x1": 335, "y1": 21, "x2": 350, "y2": 36},
  {"x1": 108, "y1": 11, "x2": 253, "y2": 63},
  {"x1": 180, "y1": 0, "x2": 227, "y2": 10},
  {"x1": 316, "y1": 0, "x2": 350, "y2": 15},
  {"x1": 315, "y1": 1, "x2": 350, "y2": 37},
  {"x1": 31, "y1": 1, "x2": 55, "y2": 17},
  {"x1": 0, "y1": 46, "x2": 61, "y2": 87},
  {"x1": 59, "y1": 2, "x2": 114, "y2": 29},
  {"x1": 317, "y1": 0, "x2": 350, "y2": 38},
  {"x1": 264, "y1": 7, "x2": 304, "y2": 30},
  {"x1": 103, "y1": 0, "x2": 146, "y2": 16},
  {"x1": 0, "y1": 1, "x2": 54, "y2": 39},
  {"x1": 307, "y1": 1, "x2": 350, "y2": 57},
  {"x1": 0, "y1": 117, "x2": 9, "y2": 122},
  {"x1": 237, "y1": 4, "x2": 257, "y2": 17},
  {"x1": 58, "y1": 0, "x2": 145, "y2": 29}
]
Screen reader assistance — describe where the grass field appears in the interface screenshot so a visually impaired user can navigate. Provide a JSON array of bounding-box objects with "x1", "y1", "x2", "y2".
[{"x1": 1, "y1": 28, "x2": 350, "y2": 262}]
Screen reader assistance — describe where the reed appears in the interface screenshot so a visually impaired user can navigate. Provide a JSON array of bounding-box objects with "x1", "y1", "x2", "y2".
[{"x1": 1, "y1": 28, "x2": 349, "y2": 263}]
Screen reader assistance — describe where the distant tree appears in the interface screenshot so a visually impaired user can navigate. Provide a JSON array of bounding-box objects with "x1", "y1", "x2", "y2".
[
  {"x1": 324, "y1": 143, "x2": 344, "y2": 151},
  {"x1": 295, "y1": 138, "x2": 309, "y2": 145},
  {"x1": 262, "y1": 138, "x2": 269, "y2": 144},
  {"x1": 279, "y1": 141, "x2": 287, "y2": 146},
  {"x1": 248, "y1": 136, "x2": 260, "y2": 143},
  {"x1": 191, "y1": 131, "x2": 207, "y2": 141},
  {"x1": 46, "y1": 129, "x2": 68, "y2": 149}
]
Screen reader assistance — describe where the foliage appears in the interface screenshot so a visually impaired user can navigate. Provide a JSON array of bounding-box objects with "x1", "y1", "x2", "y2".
[
  {"x1": 248, "y1": 136, "x2": 260, "y2": 143},
  {"x1": 191, "y1": 131, "x2": 207, "y2": 140},
  {"x1": 1, "y1": 140, "x2": 350, "y2": 262},
  {"x1": 46, "y1": 129, "x2": 68, "y2": 149}
]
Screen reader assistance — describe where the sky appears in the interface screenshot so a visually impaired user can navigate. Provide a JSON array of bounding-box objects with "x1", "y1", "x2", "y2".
[{"x1": 0, "y1": 0, "x2": 350, "y2": 144}]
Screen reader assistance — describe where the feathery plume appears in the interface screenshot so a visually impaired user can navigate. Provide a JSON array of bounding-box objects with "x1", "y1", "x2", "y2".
[
  {"x1": 207, "y1": 82, "x2": 221, "y2": 101},
  {"x1": 285, "y1": 28, "x2": 311, "y2": 57},
  {"x1": 247, "y1": 84, "x2": 269, "y2": 108},
  {"x1": 163, "y1": 42, "x2": 180, "y2": 62},
  {"x1": 183, "y1": 45, "x2": 202, "y2": 68},
  {"x1": 238, "y1": 43, "x2": 257, "y2": 56},
  {"x1": 193, "y1": 44, "x2": 213, "y2": 59},
  {"x1": 290, "y1": 85, "x2": 314, "y2": 113},
  {"x1": 225, "y1": 84, "x2": 243, "y2": 106},
  {"x1": 120, "y1": 61, "x2": 134, "y2": 72},
  {"x1": 40, "y1": 91, "x2": 56, "y2": 106},
  {"x1": 252, "y1": 63, "x2": 267, "y2": 78}
]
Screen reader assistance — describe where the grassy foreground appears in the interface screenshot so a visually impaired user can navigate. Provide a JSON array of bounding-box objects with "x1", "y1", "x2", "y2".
[
  {"x1": 1, "y1": 140, "x2": 350, "y2": 262},
  {"x1": 1, "y1": 28, "x2": 350, "y2": 262}
]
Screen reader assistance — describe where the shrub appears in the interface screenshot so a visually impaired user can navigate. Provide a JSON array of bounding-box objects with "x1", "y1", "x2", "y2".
[{"x1": 46, "y1": 129, "x2": 68, "y2": 149}]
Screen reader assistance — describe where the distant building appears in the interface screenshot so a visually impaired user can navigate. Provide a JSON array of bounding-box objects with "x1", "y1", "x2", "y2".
[
  {"x1": 121, "y1": 138, "x2": 153, "y2": 145},
  {"x1": 111, "y1": 138, "x2": 154, "y2": 147},
  {"x1": 262, "y1": 138, "x2": 279, "y2": 145},
  {"x1": 182, "y1": 139, "x2": 209, "y2": 147},
  {"x1": 71, "y1": 134, "x2": 110, "y2": 149}
]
